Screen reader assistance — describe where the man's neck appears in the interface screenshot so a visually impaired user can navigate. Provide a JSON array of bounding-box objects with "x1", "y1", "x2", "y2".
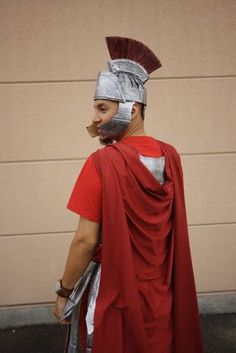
[{"x1": 120, "y1": 122, "x2": 146, "y2": 140}]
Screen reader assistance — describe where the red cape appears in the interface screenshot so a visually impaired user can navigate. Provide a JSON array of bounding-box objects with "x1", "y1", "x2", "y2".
[{"x1": 91, "y1": 140, "x2": 204, "y2": 353}]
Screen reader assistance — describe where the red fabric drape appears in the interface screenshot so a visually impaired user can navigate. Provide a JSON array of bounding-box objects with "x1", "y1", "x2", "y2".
[{"x1": 90, "y1": 140, "x2": 204, "y2": 353}]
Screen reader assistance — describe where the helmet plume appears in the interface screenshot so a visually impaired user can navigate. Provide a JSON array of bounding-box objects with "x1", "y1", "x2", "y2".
[{"x1": 106, "y1": 36, "x2": 161, "y2": 74}]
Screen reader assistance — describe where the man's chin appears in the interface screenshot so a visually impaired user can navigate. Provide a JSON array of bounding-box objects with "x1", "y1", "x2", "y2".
[{"x1": 99, "y1": 136, "x2": 115, "y2": 145}]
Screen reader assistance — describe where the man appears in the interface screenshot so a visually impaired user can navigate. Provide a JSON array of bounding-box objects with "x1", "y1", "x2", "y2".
[{"x1": 54, "y1": 37, "x2": 204, "y2": 353}]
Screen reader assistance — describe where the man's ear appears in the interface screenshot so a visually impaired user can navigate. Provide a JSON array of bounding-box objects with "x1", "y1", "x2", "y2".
[{"x1": 131, "y1": 103, "x2": 139, "y2": 119}]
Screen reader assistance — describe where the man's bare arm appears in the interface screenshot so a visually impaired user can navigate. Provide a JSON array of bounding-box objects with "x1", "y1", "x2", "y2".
[
  {"x1": 61, "y1": 216, "x2": 100, "y2": 289},
  {"x1": 54, "y1": 216, "x2": 99, "y2": 323}
]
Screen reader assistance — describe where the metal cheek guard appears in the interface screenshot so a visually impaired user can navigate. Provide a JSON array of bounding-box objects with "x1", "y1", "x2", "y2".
[
  {"x1": 98, "y1": 101, "x2": 134, "y2": 139},
  {"x1": 87, "y1": 101, "x2": 134, "y2": 139}
]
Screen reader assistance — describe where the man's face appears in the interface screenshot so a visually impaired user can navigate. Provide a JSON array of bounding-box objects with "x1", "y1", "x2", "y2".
[
  {"x1": 93, "y1": 99, "x2": 118, "y2": 128},
  {"x1": 92, "y1": 99, "x2": 119, "y2": 144}
]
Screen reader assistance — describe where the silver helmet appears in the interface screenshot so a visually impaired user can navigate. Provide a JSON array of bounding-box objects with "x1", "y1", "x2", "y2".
[{"x1": 87, "y1": 37, "x2": 161, "y2": 142}]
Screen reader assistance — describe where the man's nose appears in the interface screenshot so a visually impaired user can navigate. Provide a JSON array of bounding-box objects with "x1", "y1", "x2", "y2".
[{"x1": 92, "y1": 113, "x2": 101, "y2": 123}]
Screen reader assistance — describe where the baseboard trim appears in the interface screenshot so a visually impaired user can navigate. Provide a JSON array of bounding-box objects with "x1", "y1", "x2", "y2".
[
  {"x1": 0, "y1": 292, "x2": 235, "y2": 329},
  {"x1": 0, "y1": 304, "x2": 57, "y2": 329},
  {"x1": 197, "y1": 292, "x2": 236, "y2": 314}
]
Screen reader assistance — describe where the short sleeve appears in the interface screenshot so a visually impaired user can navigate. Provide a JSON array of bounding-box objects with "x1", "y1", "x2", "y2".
[{"x1": 67, "y1": 155, "x2": 102, "y2": 223}]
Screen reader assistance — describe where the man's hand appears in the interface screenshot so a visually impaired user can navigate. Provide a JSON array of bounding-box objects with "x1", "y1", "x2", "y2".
[{"x1": 53, "y1": 296, "x2": 71, "y2": 325}]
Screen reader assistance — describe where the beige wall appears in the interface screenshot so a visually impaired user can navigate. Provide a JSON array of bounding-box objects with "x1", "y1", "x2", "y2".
[{"x1": 0, "y1": 0, "x2": 236, "y2": 308}]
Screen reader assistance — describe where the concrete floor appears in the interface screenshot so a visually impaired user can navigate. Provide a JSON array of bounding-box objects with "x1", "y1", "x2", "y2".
[{"x1": 0, "y1": 314, "x2": 235, "y2": 353}]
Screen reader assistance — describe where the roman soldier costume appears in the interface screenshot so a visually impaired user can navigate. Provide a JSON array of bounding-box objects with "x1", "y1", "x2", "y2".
[{"x1": 62, "y1": 37, "x2": 204, "y2": 353}]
